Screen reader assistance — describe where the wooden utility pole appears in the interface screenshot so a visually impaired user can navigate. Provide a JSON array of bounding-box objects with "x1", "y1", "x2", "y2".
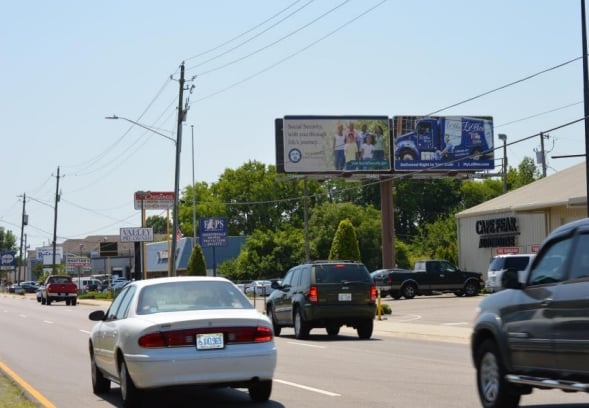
[{"x1": 52, "y1": 166, "x2": 61, "y2": 274}]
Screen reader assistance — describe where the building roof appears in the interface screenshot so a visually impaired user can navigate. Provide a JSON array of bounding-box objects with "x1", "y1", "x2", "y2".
[{"x1": 456, "y1": 162, "x2": 587, "y2": 218}]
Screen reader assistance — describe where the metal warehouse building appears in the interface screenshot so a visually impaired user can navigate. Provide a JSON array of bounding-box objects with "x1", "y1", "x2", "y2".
[{"x1": 455, "y1": 162, "x2": 587, "y2": 279}]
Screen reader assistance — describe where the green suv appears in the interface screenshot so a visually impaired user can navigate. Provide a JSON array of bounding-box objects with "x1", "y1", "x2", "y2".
[{"x1": 266, "y1": 260, "x2": 377, "y2": 339}]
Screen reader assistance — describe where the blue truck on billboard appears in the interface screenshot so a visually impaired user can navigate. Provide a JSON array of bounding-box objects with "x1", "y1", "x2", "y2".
[{"x1": 393, "y1": 116, "x2": 494, "y2": 171}]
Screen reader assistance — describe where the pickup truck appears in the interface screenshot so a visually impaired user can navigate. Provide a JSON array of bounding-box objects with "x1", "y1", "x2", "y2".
[
  {"x1": 471, "y1": 218, "x2": 589, "y2": 408},
  {"x1": 41, "y1": 275, "x2": 78, "y2": 306},
  {"x1": 380, "y1": 260, "x2": 482, "y2": 299}
]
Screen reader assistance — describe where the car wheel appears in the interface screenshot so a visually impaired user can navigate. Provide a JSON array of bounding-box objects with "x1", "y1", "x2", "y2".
[
  {"x1": 66, "y1": 299, "x2": 71, "y2": 306},
  {"x1": 464, "y1": 280, "x2": 480, "y2": 297},
  {"x1": 357, "y1": 319, "x2": 373, "y2": 339},
  {"x1": 72, "y1": 298, "x2": 77, "y2": 306},
  {"x1": 293, "y1": 307, "x2": 310, "y2": 339},
  {"x1": 400, "y1": 150, "x2": 417, "y2": 160},
  {"x1": 90, "y1": 349, "x2": 111, "y2": 394},
  {"x1": 401, "y1": 283, "x2": 417, "y2": 299},
  {"x1": 46, "y1": 298, "x2": 51, "y2": 305},
  {"x1": 475, "y1": 339, "x2": 521, "y2": 408},
  {"x1": 248, "y1": 379, "x2": 272, "y2": 402},
  {"x1": 326, "y1": 325, "x2": 340, "y2": 336},
  {"x1": 454, "y1": 290, "x2": 465, "y2": 297},
  {"x1": 268, "y1": 305, "x2": 282, "y2": 337},
  {"x1": 41, "y1": 297, "x2": 46, "y2": 305},
  {"x1": 390, "y1": 291, "x2": 401, "y2": 300},
  {"x1": 120, "y1": 359, "x2": 140, "y2": 408}
]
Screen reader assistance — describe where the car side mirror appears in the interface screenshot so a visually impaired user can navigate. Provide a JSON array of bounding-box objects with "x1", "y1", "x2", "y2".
[
  {"x1": 502, "y1": 268, "x2": 522, "y2": 290},
  {"x1": 89, "y1": 310, "x2": 106, "y2": 321},
  {"x1": 271, "y1": 281, "x2": 280, "y2": 289}
]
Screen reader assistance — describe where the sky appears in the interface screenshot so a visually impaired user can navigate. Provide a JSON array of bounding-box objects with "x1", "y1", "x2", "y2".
[{"x1": 1, "y1": 0, "x2": 587, "y2": 251}]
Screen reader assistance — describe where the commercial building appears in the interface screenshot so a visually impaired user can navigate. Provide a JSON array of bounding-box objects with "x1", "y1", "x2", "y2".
[{"x1": 456, "y1": 162, "x2": 587, "y2": 278}]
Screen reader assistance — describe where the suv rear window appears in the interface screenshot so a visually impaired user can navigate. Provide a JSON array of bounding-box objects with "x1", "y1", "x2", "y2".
[
  {"x1": 314, "y1": 264, "x2": 371, "y2": 283},
  {"x1": 489, "y1": 256, "x2": 530, "y2": 271}
]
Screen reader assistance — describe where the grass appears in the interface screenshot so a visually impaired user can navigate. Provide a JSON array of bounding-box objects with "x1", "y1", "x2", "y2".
[{"x1": 0, "y1": 371, "x2": 37, "y2": 408}]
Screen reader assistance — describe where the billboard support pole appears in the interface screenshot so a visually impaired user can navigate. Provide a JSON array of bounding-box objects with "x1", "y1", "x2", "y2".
[{"x1": 380, "y1": 179, "x2": 395, "y2": 268}]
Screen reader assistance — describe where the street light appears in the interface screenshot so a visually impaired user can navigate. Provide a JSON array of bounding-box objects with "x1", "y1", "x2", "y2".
[
  {"x1": 498, "y1": 133, "x2": 507, "y2": 193},
  {"x1": 106, "y1": 115, "x2": 181, "y2": 277}
]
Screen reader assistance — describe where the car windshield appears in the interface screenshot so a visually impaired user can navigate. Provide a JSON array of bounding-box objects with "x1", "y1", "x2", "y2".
[{"x1": 137, "y1": 280, "x2": 254, "y2": 315}]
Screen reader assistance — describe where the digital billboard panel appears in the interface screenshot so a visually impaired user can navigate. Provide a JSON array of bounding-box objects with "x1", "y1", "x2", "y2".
[
  {"x1": 393, "y1": 115, "x2": 495, "y2": 172},
  {"x1": 276, "y1": 116, "x2": 392, "y2": 174}
]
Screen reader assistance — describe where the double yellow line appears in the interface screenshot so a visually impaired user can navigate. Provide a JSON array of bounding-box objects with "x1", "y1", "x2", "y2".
[{"x1": 0, "y1": 361, "x2": 55, "y2": 408}]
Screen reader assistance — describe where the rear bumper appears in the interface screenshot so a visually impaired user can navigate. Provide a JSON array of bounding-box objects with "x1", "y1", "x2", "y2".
[{"x1": 303, "y1": 303, "x2": 376, "y2": 324}]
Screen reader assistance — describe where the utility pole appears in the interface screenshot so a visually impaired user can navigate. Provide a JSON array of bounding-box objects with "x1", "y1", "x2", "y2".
[
  {"x1": 52, "y1": 166, "x2": 61, "y2": 274},
  {"x1": 540, "y1": 133, "x2": 547, "y2": 178},
  {"x1": 191, "y1": 124, "x2": 197, "y2": 244},
  {"x1": 171, "y1": 63, "x2": 186, "y2": 277},
  {"x1": 582, "y1": 0, "x2": 589, "y2": 217},
  {"x1": 18, "y1": 193, "x2": 27, "y2": 284}
]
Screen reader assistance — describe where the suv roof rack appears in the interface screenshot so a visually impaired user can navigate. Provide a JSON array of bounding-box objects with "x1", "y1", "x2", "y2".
[{"x1": 310, "y1": 260, "x2": 359, "y2": 264}]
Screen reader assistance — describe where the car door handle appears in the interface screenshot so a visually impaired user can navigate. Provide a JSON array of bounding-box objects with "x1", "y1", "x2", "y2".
[{"x1": 541, "y1": 298, "x2": 553, "y2": 307}]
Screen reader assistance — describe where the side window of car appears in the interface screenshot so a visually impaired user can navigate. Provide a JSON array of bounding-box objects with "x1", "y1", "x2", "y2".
[
  {"x1": 282, "y1": 269, "x2": 295, "y2": 287},
  {"x1": 291, "y1": 267, "x2": 302, "y2": 288},
  {"x1": 568, "y1": 233, "x2": 589, "y2": 280},
  {"x1": 528, "y1": 236, "x2": 573, "y2": 285},
  {"x1": 106, "y1": 286, "x2": 131, "y2": 320},
  {"x1": 115, "y1": 286, "x2": 136, "y2": 319}
]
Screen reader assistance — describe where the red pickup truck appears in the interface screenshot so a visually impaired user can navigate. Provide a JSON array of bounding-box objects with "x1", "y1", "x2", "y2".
[{"x1": 41, "y1": 275, "x2": 78, "y2": 306}]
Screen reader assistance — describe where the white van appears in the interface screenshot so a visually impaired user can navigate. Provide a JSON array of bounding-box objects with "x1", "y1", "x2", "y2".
[
  {"x1": 485, "y1": 254, "x2": 535, "y2": 293},
  {"x1": 71, "y1": 277, "x2": 104, "y2": 293}
]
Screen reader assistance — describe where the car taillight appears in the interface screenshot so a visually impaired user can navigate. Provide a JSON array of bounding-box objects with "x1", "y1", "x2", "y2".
[
  {"x1": 138, "y1": 326, "x2": 273, "y2": 348},
  {"x1": 308, "y1": 286, "x2": 318, "y2": 303},
  {"x1": 370, "y1": 285, "x2": 377, "y2": 302}
]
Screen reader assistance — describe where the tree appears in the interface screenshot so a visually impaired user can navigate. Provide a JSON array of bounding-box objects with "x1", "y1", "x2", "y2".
[
  {"x1": 146, "y1": 215, "x2": 167, "y2": 234},
  {"x1": 329, "y1": 219, "x2": 361, "y2": 261},
  {"x1": 0, "y1": 227, "x2": 17, "y2": 251},
  {"x1": 410, "y1": 215, "x2": 458, "y2": 264},
  {"x1": 186, "y1": 244, "x2": 207, "y2": 276},
  {"x1": 507, "y1": 156, "x2": 541, "y2": 190},
  {"x1": 460, "y1": 178, "x2": 502, "y2": 209}
]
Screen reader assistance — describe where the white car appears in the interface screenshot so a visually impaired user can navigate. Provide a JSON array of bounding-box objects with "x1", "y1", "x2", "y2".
[
  {"x1": 88, "y1": 276, "x2": 277, "y2": 407},
  {"x1": 245, "y1": 280, "x2": 273, "y2": 296}
]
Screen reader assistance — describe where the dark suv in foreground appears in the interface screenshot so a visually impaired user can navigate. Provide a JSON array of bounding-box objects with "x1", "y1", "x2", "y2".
[
  {"x1": 471, "y1": 218, "x2": 589, "y2": 408},
  {"x1": 266, "y1": 260, "x2": 377, "y2": 339}
]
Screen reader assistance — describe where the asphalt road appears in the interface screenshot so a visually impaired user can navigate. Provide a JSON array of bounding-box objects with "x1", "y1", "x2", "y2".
[{"x1": 1, "y1": 293, "x2": 588, "y2": 408}]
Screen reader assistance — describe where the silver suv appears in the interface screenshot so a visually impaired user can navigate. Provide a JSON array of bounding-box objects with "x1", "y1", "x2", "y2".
[{"x1": 485, "y1": 254, "x2": 535, "y2": 293}]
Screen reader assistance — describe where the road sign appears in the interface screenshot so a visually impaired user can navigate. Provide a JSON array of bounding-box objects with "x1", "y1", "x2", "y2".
[
  {"x1": 0, "y1": 251, "x2": 16, "y2": 270},
  {"x1": 199, "y1": 217, "x2": 228, "y2": 248},
  {"x1": 134, "y1": 191, "x2": 175, "y2": 210},
  {"x1": 120, "y1": 227, "x2": 154, "y2": 242}
]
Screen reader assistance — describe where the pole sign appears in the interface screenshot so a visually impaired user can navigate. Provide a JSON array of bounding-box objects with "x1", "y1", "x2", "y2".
[
  {"x1": 0, "y1": 251, "x2": 16, "y2": 270},
  {"x1": 134, "y1": 191, "x2": 175, "y2": 210},
  {"x1": 66, "y1": 256, "x2": 91, "y2": 268},
  {"x1": 199, "y1": 217, "x2": 228, "y2": 248},
  {"x1": 120, "y1": 227, "x2": 154, "y2": 242}
]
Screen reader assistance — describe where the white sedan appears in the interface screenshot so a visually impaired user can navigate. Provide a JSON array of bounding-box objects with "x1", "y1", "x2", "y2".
[{"x1": 88, "y1": 276, "x2": 277, "y2": 407}]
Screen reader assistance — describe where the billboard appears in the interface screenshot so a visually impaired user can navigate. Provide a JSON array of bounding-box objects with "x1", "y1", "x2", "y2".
[
  {"x1": 0, "y1": 251, "x2": 16, "y2": 270},
  {"x1": 276, "y1": 116, "x2": 392, "y2": 174},
  {"x1": 393, "y1": 115, "x2": 495, "y2": 172},
  {"x1": 134, "y1": 191, "x2": 174, "y2": 210},
  {"x1": 199, "y1": 217, "x2": 228, "y2": 248}
]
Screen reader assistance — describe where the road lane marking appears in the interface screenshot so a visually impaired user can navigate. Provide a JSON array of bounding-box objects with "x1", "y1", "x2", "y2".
[
  {"x1": 0, "y1": 361, "x2": 56, "y2": 408},
  {"x1": 398, "y1": 314, "x2": 421, "y2": 322},
  {"x1": 286, "y1": 341, "x2": 326, "y2": 349},
  {"x1": 80, "y1": 329, "x2": 90, "y2": 334},
  {"x1": 275, "y1": 379, "x2": 340, "y2": 396},
  {"x1": 43, "y1": 320, "x2": 53, "y2": 324},
  {"x1": 443, "y1": 322, "x2": 469, "y2": 326}
]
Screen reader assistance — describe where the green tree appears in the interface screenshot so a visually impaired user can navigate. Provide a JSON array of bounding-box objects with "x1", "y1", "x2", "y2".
[
  {"x1": 179, "y1": 181, "x2": 226, "y2": 238},
  {"x1": 460, "y1": 178, "x2": 502, "y2": 209},
  {"x1": 0, "y1": 227, "x2": 17, "y2": 251},
  {"x1": 186, "y1": 244, "x2": 207, "y2": 276},
  {"x1": 329, "y1": 219, "x2": 361, "y2": 261},
  {"x1": 146, "y1": 215, "x2": 167, "y2": 234},
  {"x1": 410, "y1": 215, "x2": 458, "y2": 264},
  {"x1": 507, "y1": 156, "x2": 541, "y2": 190}
]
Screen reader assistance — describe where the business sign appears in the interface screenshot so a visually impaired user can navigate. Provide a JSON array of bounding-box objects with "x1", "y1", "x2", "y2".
[
  {"x1": 199, "y1": 217, "x2": 228, "y2": 248},
  {"x1": 276, "y1": 116, "x2": 392, "y2": 174},
  {"x1": 393, "y1": 115, "x2": 494, "y2": 172},
  {"x1": 120, "y1": 227, "x2": 154, "y2": 242},
  {"x1": 0, "y1": 251, "x2": 16, "y2": 270},
  {"x1": 134, "y1": 191, "x2": 175, "y2": 210},
  {"x1": 36, "y1": 246, "x2": 63, "y2": 261},
  {"x1": 66, "y1": 256, "x2": 91, "y2": 268}
]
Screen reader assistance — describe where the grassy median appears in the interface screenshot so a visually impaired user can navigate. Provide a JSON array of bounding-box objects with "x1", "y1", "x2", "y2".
[{"x1": 0, "y1": 371, "x2": 37, "y2": 408}]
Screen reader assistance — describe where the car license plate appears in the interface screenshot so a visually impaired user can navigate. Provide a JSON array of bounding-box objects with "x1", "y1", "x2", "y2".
[
  {"x1": 338, "y1": 293, "x2": 352, "y2": 301},
  {"x1": 196, "y1": 333, "x2": 224, "y2": 350}
]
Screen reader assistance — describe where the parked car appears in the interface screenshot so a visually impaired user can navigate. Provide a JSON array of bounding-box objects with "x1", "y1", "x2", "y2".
[
  {"x1": 20, "y1": 282, "x2": 39, "y2": 293},
  {"x1": 88, "y1": 276, "x2": 276, "y2": 407},
  {"x1": 245, "y1": 280, "x2": 273, "y2": 296},
  {"x1": 8, "y1": 284, "x2": 24, "y2": 294},
  {"x1": 485, "y1": 253, "x2": 535, "y2": 293},
  {"x1": 471, "y1": 218, "x2": 589, "y2": 408},
  {"x1": 371, "y1": 268, "x2": 412, "y2": 298},
  {"x1": 266, "y1": 260, "x2": 377, "y2": 339}
]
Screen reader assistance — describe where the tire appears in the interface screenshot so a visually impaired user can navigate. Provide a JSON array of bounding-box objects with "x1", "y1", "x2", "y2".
[
  {"x1": 454, "y1": 290, "x2": 465, "y2": 297},
  {"x1": 90, "y1": 349, "x2": 111, "y2": 394},
  {"x1": 293, "y1": 307, "x2": 310, "y2": 339},
  {"x1": 464, "y1": 280, "x2": 480, "y2": 297},
  {"x1": 46, "y1": 298, "x2": 52, "y2": 305},
  {"x1": 120, "y1": 359, "x2": 141, "y2": 408},
  {"x1": 248, "y1": 379, "x2": 272, "y2": 402},
  {"x1": 72, "y1": 298, "x2": 77, "y2": 306},
  {"x1": 401, "y1": 283, "x2": 417, "y2": 299},
  {"x1": 268, "y1": 306, "x2": 281, "y2": 337},
  {"x1": 66, "y1": 299, "x2": 71, "y2": 306},
  {"x1": 326, "y1": 325, "x2": 340, "y2": 336},
  {"x1": 400, "y1": 150, "x2": 417, "y2": 160},
  {"x1": 357, "y1": 319, "x2": 373, "y2": 339},
  {"x1": 390, "y1": 291, "x2": 401, "y2": 300},
  {"x1": 475, "y1": 339, "x2": 521, "y2": 408},
  {"x1": 41, "y1": 297, "x2": 46, "y2": 305}
]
